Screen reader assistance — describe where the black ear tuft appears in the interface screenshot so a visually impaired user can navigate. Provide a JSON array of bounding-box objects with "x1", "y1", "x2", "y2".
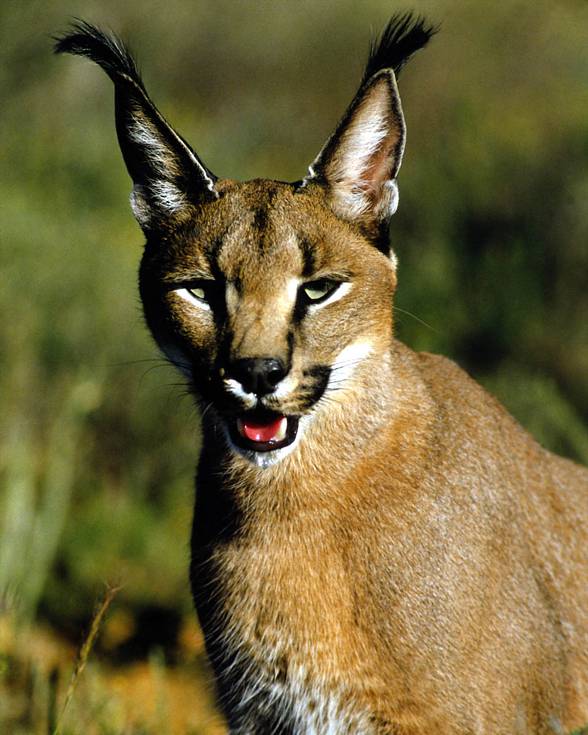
[
  {"x1": 54, "y1": 20, "x2": 218, "y2": 231},
  {"x1": 362, "y1": 12, "x2": 438, "y2": 83},
  {"x1": 303, "y1": 13, "x2": 437, "y2": 233},
  {"x1": 54, "y1": 20, "x2": 145, "y2": 91}
]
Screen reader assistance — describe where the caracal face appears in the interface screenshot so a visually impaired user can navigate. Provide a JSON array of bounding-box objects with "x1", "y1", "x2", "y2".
[
  {"x1": 139, "y1": 178, "x2": 396, "y2": 463},
  {"x1": 54, "y1": 19, "x2": 409, "y2": 466}
]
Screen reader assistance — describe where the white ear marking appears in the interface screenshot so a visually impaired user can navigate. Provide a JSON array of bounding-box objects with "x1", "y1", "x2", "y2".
[
  {"x1": 334, "y1": 103, "x2": 390, "y2": 183},
  {"x1": 373, "y1": 179, "x2": 400, "y2": 219},
  {"x1": 303, "y1": 71, "x2": 405, "y2": 222},
  {"x1": 300, "y1": 163, "x2": 317, "y2": 188},
  {"x1": 148, "y1": 180, "x2": 188, "y2": 212},
  {"x1": 135, "y1": 105, "x2": 218, "y2": 198},
  {"x1": 164, "y1": 123, "x2": 218, "y2": 198},
  {"x1": 387, "y1": 179, "x2": 399, "y2": 215},
  {"x1": 128, "y1": 121, "x2": 178, "y2": 178},
  {"x1": 128, "y1": 116, "x2": 218, "y2": 205},
  {"x1": 130, "y1": 181, "x2": 187, "y2": 223},
  {"x1": 130, "y1": 186, "x2": 150, "y2": 226}
]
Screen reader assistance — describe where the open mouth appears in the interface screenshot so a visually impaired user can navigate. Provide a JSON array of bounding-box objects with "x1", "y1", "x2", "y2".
[{"x1": 228, "y1": 412, "x2": 299, "y2": 453}]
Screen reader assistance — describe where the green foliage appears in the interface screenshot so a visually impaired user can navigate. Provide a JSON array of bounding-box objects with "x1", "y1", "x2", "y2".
[{"x1": 0, "y1": 0, "x2": 586, "y2": 707}]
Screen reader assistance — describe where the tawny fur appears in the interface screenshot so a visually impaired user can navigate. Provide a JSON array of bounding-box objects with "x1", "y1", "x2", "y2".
[
  {"x1": 55, "y1": 15, "x2": 588, "y2": 734},
  {"x1": 184, "y1": 183, "x2": 588, "y2": 734}
]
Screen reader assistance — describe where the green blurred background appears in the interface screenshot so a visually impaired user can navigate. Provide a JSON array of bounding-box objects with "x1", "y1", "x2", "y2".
[{"x1": 1, "y1": 0, "x2": 587, "y2": 730}]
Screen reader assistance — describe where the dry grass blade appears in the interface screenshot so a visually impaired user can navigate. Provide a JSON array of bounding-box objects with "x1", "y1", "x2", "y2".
[{"x1": 54, "y1": 583, "x2": 121, "y2": 735}]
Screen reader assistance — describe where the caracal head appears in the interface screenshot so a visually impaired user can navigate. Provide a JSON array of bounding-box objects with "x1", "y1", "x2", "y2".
[{"x1": 54, "y1": 18, "x2": 435, "y2": 464}]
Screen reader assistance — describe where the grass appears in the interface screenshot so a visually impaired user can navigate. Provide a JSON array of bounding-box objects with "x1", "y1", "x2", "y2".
[
  {"x1": 56, "y1": 585, "x2": 121, "y2": 734},
  {"x1": 0, "y1": 587, "x2": 226, "y2": 735}
]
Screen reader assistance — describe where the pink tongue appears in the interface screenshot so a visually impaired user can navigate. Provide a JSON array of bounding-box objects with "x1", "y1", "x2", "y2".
[{"x1": 241, "y1": 417, "x2": 285, "y2": 443}]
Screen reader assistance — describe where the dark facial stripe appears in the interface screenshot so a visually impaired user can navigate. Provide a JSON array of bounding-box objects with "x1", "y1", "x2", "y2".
[
  {"x1": 292, "y1": 289, "x2": 307, "y2": 326},
  {"x1": 253, "y1": 206, "x2": 268, "y2": 231},
  {"x1": 298, "y1": 238, "x2": 316, "y2": 278}
]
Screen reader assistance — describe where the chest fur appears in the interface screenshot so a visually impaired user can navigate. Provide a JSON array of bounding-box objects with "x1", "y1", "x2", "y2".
[{"x1": 192, "y1": 530, "x2": 388, "y2": 733}]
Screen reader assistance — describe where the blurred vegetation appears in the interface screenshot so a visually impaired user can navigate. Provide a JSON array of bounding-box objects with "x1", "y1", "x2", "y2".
[{"x1": 1, "y1": 0, "x2": 587, "y2": 731}]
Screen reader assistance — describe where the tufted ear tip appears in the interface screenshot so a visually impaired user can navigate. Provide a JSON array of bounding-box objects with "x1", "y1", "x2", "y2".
[
  {"x1": 300, "y1": 12, "x2": 435, "y2": 228},
  {"x1": 55, "y1": 21, "x2": 218, "y2": 232}
]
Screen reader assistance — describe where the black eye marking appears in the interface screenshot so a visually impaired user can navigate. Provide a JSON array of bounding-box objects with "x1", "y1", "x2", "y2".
[{"x1": 298, "y1": 238, "x2": 316, "y2": 278}]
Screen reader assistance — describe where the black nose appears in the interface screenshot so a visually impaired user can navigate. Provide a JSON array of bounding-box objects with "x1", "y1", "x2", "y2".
[{"x1": 229, "y1": 357, "x2": 287, "y2": 396}]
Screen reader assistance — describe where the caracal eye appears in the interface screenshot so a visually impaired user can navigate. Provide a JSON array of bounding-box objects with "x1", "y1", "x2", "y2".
[
  {"x1": 188, "y1": 284, "x2": 207, "y2": 301},
  {"x1": 173, "y1": 279, "x2": 218, "y2": 310},
  {"x1": 302, "y1": 279, "x2": 339, "y2": 303}
]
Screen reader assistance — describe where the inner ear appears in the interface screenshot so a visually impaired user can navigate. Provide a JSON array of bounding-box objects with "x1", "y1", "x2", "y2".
[
  {"x1": 328, "y1": 76, "x2": 403, "y2": 186},
  {"x1": 306, "y1": 71, "x2": 406, "y2": 225}
]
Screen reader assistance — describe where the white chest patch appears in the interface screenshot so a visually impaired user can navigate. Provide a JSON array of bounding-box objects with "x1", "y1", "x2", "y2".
[{"x1": 227, "y1": 658, "x2": 378, "y2": 734}]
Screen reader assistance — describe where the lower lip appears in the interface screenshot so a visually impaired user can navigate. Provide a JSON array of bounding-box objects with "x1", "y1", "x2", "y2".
[{"x1": 230, "y1": 415, "x2": 299, "y2": 452}]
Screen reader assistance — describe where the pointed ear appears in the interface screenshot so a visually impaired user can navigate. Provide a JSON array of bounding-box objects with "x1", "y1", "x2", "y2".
[
  {"x1": 54, "y1": 22, "x2": 218, "y2": 231},
  {"x1": 305, "y1": 69, "x2": 405, "y2": 226},
  {"x1": 301, "y1": 13, "x2": 436, "y2": 230}
]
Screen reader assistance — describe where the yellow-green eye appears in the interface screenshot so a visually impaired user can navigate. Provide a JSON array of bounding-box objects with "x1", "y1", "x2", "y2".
[
  {"x1": 302, "y1": 279, "x2": 339, "y2": 304},
  {"x1": 173, "y1": 279, "x2": 218, "y2": 310},
  {"x1": 188, "y1": 285, "x2": 207, "y2": 301},
  {"x1": 184, "y1": 279, "x2": 219, "y2": 303}
]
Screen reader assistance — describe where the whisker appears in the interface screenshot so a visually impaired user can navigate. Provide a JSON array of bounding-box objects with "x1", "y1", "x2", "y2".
[
  {"x1": 200, "y1": 401, "x2": 215, "y2": 421},
  {"x1": 138, "y1": 362, "x2": 177, "y2": 381},
  {"x1": 330, "y1": 357, "x2": 365, "y2": 372},
  {"x1": 112, "y1": 357, "x2": 169, "y2": 366},
  {"x1": 393, "y1": 305, "x2": 439, "y2": 333}
]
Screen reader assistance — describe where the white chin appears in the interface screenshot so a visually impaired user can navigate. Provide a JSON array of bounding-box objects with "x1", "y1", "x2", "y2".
[{"x1": 223, "y1": 418, "x2": 308, "y2": 468}]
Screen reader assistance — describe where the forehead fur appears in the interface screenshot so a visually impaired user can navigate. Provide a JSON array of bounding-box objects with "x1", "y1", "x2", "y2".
[{"x1": 168, "y1": 178, "x2": 390, "y2": 282}]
